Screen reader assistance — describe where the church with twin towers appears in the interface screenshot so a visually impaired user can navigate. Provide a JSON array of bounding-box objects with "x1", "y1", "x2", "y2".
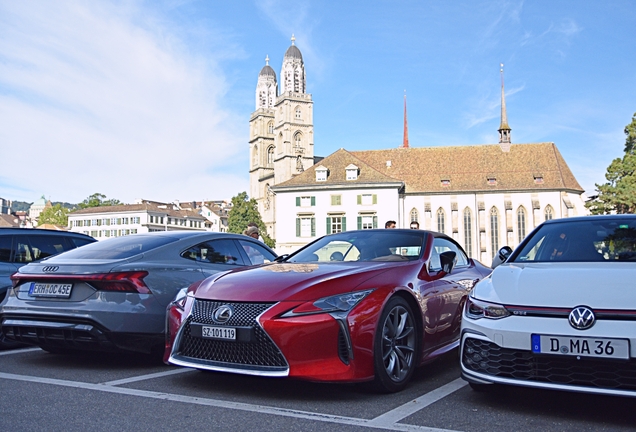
[{"x1": 249, "y1": 36, "x2": 588, "y2": 265}]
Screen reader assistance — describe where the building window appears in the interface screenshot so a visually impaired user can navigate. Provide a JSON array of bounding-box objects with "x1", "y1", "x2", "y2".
[
  {"x1": 346, "y1": 165, "x2": 358, "y2": 180},
  {"x1": 490, "y1": 207, "x2": 500, "y2": 256},
  {"x1": 268, "y1": 121, "x2": 274, "y2": 134},
  {"x1": 110, "y1": 218, "x2": 117, "y2": 225},
  {"x1": 327, "y1": 215, "x2": 346, "y2": 234},
  {"x1": 357, "y1": 194, "x2": 377, "y2": 205},
  {"x1": 331, "y1": 195, "x2": 341, "y2": 206},
  {"x1": 253, "y1": 145, "x2": 258, "y2": 166},
  {"x1": 295, "y1": 106, "x2": 301, "y2": 119},
  {"x1": 441, "y1": 179, "x2": 450, "y2": 187},
  {"x1": 316, "y1": 168, "x2": 328, "y2": 182},
  {"x1": 294, "y1": 132, "x2": 302, "y2": 148},
  {"x1": 267, "y1": 146, "x2": 274, "y2": 166},
  {"x1": 122, "y1": 217, "x2": 129, "y2": 225},
  {"x1": 463, "y1": 207, "x2": 472, "y2": 258},
  {"x1": 357, "y1": 215, "x2": 377, "y2": 230},
  {"x1": 545, "y1": 205, "x2": 554, "y2": 221},
  {"x1": 296, "y1": 196, "x2": 315, "y2": 207},
  {"x1": 410, "y1": 208, "x2": 419, "y2": 223},
  {"x1": 487, "y1": 177, "x2": 497, "y2": 186},
  {"x1": 437, "y1": 208, "x2": 445, "y2": 233},
  {"x1": 517, "y1": 207, "x2": 527, "y2": 243},
  {"x1": 296, "y1": 216, "x2": 315, "y2": 237},
  {"x1": 534, "y1": 176, "x2": 544, "y2": 184}
]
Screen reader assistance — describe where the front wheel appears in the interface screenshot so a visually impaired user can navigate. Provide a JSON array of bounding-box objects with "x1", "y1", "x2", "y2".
[{"x1": 373, "y1": 296, "x2": 419, "y2": 393}]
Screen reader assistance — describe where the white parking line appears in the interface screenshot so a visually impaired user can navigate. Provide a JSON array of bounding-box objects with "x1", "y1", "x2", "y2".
[
  {"x1": 102, "y1": 368, "x2": 196, "y2": 386},
  {"x1": 0, "y1": 347, "x2": 41, "y2": 356},
  {"x1": 0, "y1": 371, "x2": 463, "y2": 432},
  {"x1": 367, "y1": 378, "x2": 467, "y2": 427}
]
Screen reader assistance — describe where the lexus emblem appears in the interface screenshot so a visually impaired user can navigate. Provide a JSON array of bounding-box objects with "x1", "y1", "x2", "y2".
[
  {"x1": 212, "y1": 305, "x2": 233, "y2": 324},
  {"x1": 42, "y1": 266, "x2": 59, "y2": 273},
  {"x1": 569, "y1": 306, "x2": 595, "y2": 330}
]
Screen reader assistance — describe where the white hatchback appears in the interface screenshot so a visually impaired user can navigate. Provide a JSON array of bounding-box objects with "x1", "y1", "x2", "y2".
[{"x1": 461, "y1": 215, "x2": 636, "y2": 397}]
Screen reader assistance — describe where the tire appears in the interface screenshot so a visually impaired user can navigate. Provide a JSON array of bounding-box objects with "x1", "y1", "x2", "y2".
[{"x1": 373, "y1": 296, "x2": 419, "y2": 393}]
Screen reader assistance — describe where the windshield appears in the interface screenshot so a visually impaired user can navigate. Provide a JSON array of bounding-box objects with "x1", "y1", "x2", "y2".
[
  {"x1": 288, "y1": 230, "x2": 425, "y2": 263},
  {"x1": 513, "y1": 218, "x2": 636, "y2": 262},
  {"x1": 48, "y1": 235, "x2": 180, "y2": 260}
]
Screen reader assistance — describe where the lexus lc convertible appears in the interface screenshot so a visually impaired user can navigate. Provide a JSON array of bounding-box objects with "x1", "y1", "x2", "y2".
[
  {"x1": 165, "y1": 229, "x2": 491, "y2": 392},
  {"x1": 461, "y1": 215, "x2": 636, "y2": 397}
]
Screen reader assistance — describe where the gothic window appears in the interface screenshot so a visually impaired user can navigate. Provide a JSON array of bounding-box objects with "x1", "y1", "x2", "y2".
[
  {"x1": 517, "y1": 206, "x2": 527, "y2": 243},
  {"x1": 410, "y1": 208, "x2": 419, "y2": 223},
  {"x1": 544, "y1": 205, "x2": 554, "y2": 221},
  {"x1": 294, "y1": 68, "x2": 300, "y2": 92},
  {"x1": 295, "y1": 106, "x2": 301, "y2": 119},
  {"x1": 252, "y1": 146, "x2": 258, "y2": 167},
  {"x1": 463, "y1": 207, "x2": 472, "y2": 258},
  {"x1": 294, "y1": 132, "x2": 302, "y2": 148},
  {"x1": 268, "y1": 122, "x2": 274, "y2": 134},
  {"x1": 490, "y1": 207, "x2": 500, "y2": 256},
  {"x1": 437, "y1": 208, "x2": 445, "y2": 234},
  {"x1": 267, "y1": 146, "x2": 274, "y2": 166}
]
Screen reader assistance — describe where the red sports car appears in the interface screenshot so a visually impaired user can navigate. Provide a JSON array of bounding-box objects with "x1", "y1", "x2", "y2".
[{"x1": 165, "y1": 229, "x2": 491, "y2": 392}]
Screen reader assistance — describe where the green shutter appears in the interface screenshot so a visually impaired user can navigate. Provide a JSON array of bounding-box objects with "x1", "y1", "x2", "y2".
[
  {"x1": 311, "y1": 218, "x2": 316, "y2": 237},
  {"x1": 342, "y1": 217, "x2": 347, "y2": 231},
  {"x1": 357, "y1": 195, "x2": 361, "y2": 205},
  {"x1": 311, "y1": 196, "x2": 316, "y2": 206},
  {"x1": 296, "y1": 197, "x2": 300, "y2": 206},
  {"x1": 357, "y1": 216, "x2": 362, "y2": 230},
  {"x1": 373, "y1": 216, "x2": 378, "y2": 228},
  {"x1": 326, "y1": 217, "x2": 332, "y2": 234},
  {"x1": 373, "y1": 194, "x2": 377, "y2": 204},
  {"x1": 296, "y1": 218, "x2": 300, "y2": 236}
]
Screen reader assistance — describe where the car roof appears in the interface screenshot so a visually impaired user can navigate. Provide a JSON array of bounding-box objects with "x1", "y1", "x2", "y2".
[
  {"x1": 0, "y1": 228, "x2": 94, "y2": 239},
  {"x1": 541, "y1": 214, "x2": 636, "y2": 225}
]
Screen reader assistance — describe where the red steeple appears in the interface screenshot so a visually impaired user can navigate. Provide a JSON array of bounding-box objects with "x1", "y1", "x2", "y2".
[{"x1": 402, "y1": 91, "x2": 409, "y2": 148}]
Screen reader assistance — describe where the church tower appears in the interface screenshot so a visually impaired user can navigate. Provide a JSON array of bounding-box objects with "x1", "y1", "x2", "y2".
[
  {"x1": 498, "y1": 63, "x2": 512, "y2": 152},
  {"x1": 249, "y1": 36, "x2": 314, "y2": 240}
]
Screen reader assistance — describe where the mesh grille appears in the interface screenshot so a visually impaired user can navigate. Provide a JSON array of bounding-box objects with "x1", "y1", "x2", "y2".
[
  {"x1": 177, "y1": 300, "x2": 287, "y2": 368},
  {"x1": 337, "y1": 327, "x2": 350, "y2": 365},
  {"x1": 463, "y1": 338, "x2": 636, "y2": 391}
]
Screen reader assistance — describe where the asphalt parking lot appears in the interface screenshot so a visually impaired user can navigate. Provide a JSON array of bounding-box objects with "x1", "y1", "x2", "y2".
[{"x1": 1, "y1": 347, "x2": 634, "y2": 432}]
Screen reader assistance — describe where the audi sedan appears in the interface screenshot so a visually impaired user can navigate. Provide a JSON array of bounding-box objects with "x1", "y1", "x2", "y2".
[
  {"x1": 1, "y1": 231, "x2": 276, "y2": 356},
  {"x1": 165, "y1": 229, "x2": 491, "y2": 392},
  {"x1": 461, "y1": 214, "x2": 636, "y2": 397}
]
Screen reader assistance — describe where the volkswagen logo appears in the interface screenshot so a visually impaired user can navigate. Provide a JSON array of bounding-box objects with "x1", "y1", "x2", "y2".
[
  {"x1": 212, "y1": 305, "x2": 233, "y2": 324},
  {"x1": 569, "y1": 306, "x2": 595, "y2": 330},
  {"x1": 42, "y1": 266, "x2": 59, "y2": 272}
]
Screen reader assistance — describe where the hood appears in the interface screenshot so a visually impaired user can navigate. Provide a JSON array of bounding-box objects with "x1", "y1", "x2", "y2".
[
  {"x1": 473, "y1": 262, "x2": 636, "y2": 309},
  {"x1": 194, "y1": 261, "x2": 397, "y2": 302}
]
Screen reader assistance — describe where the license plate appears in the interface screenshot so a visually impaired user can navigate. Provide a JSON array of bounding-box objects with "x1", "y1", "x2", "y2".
[
  {"x1": 201, "y1": 326, "x2": 236, "y2": 341},
  {"x1": 29, "y1": 282, "x2": 73, "y2": 298},
  {"x1": 531, "y1": 334, "x2": 629, "y2": 359}
]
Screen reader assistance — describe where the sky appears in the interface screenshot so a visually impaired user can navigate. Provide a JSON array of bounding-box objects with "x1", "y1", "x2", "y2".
[{"x1": 1, "y1": 0, "x2": 635, "y2": 205}]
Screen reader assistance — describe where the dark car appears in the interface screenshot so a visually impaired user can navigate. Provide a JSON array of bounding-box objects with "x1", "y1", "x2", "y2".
[
  {"x1": 1, "y1": 231, "x2": 277, "y2": 356},
  {"x1": 165, "y1": 229, "x2": 491, "y2": 392},
  {"x1": 0, "y1": 228, "x2": 96, "y2": 348}
]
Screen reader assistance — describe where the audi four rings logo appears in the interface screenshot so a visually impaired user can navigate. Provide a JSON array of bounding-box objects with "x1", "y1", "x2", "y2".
[
  {"x1": 42, "y1": 266, "x2": 59, "y2": 272},
  {"x1": 569, "y1": 306, "x2": 595, "y2": 330},
  {"x1": 212, "y1": 305, "x2": 233, "y2": 324}
]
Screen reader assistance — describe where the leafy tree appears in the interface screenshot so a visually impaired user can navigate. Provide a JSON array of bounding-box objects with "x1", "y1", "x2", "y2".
[
  {"x1": 227, "y1": 191, "x2": 275, "y2": 248},
  {"x1": 38, "y1": 203, "x2": 70, "y2": 226},
  {"x1": 586, "y1": 113, "x2": 636, "y2": 214},
  {"x1": 77, "y1": 193, "x2": 122, "y2": 209}
]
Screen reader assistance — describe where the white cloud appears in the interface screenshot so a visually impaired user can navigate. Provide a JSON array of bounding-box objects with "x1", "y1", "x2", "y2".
[{"x1": 0, "y1": 1, "x2": 247, "y2": 204}]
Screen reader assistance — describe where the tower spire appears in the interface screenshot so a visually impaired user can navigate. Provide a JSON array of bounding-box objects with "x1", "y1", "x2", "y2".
[
  {"x1": 498, "y1": 63, "x2": 511, "y2": 151},
  {"x1": 402, "y1": 90, "x2": 409, "y2": 148}
]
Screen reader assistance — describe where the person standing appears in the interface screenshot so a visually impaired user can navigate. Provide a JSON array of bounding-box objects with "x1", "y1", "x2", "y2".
[{"x1": 410, "y1": 221, "x2": 420, "y2": 229}]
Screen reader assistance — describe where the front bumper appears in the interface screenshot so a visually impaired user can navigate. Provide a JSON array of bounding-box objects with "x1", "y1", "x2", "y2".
[{"x1": 460, "y1": 314, "x2": 636, "y2": 397}]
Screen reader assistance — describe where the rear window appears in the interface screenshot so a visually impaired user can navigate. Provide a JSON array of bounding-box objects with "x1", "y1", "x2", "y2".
[{"x1": 49, "y1": 235, "x2": 179, "y2": 260}]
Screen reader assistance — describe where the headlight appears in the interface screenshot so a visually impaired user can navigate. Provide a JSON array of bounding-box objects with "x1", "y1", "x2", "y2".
[
  {"x1": 282, "y1": 289, "x2": 374, "y2": 317},
  {"x1": 171, "y1": 287, "x2": 189, "y2": 310},
  {"x1": 465, "y1": 296, "x2": 510, "y2": 319}
]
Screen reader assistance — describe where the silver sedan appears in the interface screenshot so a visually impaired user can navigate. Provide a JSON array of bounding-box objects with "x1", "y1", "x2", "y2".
[{"x1": 0, "y1": 231, "x2": 277, "y2": 356}]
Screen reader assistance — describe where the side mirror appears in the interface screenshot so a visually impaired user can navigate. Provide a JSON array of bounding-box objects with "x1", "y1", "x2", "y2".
[
  {"x1": 440, "y1": 251, "x2": 457, "y2": 274},
  {"x1": 491, "y1": 246, "x2": 513, "y2": 269}
]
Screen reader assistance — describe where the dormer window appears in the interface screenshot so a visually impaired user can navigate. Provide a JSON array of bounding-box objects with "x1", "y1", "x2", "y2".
[
  {"x1": 346, "y1": 164, "x2": 359, "y2": 181},
  {"x1": 316, "y1": 166, "x2": 328, "y2": 182},
  {"x1": 534, "y1": 176, "x2": 544, "y2": 184},
  {"x1": 487, "y1": 177, "x2": 497, "y2": 186},
  {"x1": 441, "y1": 179, "x2": 450, "y2": 187}
]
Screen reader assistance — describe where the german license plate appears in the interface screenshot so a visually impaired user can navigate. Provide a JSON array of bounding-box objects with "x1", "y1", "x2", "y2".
[
  {"x1": 531, "y1": 334, "x2": 629, "y2": 359},
  {"x1": 29, "y1": 282, "x2": 73, "y2": 298},
  {"x1": 201, "y1": 326, "x2": 236, "y2": 341}
]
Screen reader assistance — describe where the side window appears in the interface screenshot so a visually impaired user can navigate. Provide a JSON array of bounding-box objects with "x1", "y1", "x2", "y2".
[
  {"x1": 429, "y1": 237, "x2": 469, "y2": 271},
  {"x1": 0, "y1": 236, "x2": 12, "y2": 262},
  {"x1": 71, "y1": 237, "x2": 94, "y2": 248},
  {"x1": 18, "y1": 235, "x2": 72, "y2": 262},
  {"x1": 181, "y1": 239, "x2": 245, "y2": 266},
  {"x1": 238, "y1": 240, "x2": 276, "y2": 265}
]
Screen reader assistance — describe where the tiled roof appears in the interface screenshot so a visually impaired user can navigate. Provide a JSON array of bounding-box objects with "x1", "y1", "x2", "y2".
[
  {"x1": 0, "y1": 214, "x2": 19, "y2": 227},
  {"x1": 275, "y1": 143, "x2": 583, "y2": 193},
  {"x1": 69, "y1": 202, "x2": 205, "y2": 219},
  {"x1": 275, "y1": 148, "x2": 402, "y2": 189}
]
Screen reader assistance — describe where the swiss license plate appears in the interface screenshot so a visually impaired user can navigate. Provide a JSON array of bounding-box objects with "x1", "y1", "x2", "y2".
[
  {"x1": 29, "y1": 282, "x2": 73, "y2": 298},
  {"x1": 201, "y1": 326, "x2": 236, "y2": 341},
  {"x1": 531, "y1": 334, "x2": 629, "y2": 359}
]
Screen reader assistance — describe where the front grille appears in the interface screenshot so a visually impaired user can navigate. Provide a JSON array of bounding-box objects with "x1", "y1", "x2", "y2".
[
  {"x1": 463, "y1": 338, "x2": 636, "y2": 391},
  {"x1": 176, "y1": 300, "x2": 287, "y2": 369}
]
